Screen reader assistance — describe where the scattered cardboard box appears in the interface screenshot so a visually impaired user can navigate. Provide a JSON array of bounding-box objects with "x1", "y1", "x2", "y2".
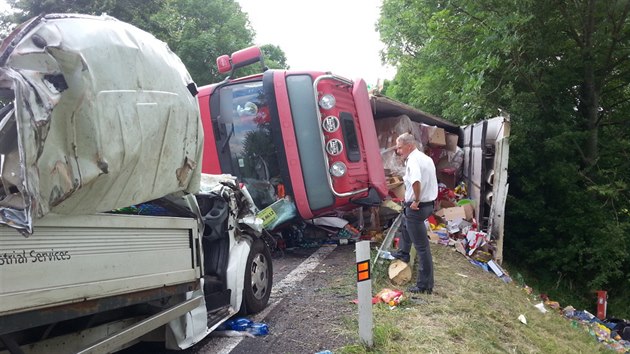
[
  {"x1": 487, "y1": 260, "x2": 505, "y2": 277},
  {"x1": 435, "y1": 206, "x2": 467, "y2": 222},
  {"x1": 466, "y1": 230, "x2": 488, "y2": 256},
  {"x1": 437, "y1": 167, "x2": 458, "y2": 189},
  {"x1": 428, "y1": 229, "x2": 448, "y2": 243},
  {"x1": 388, "y1": 182, "x2": 405, "y2": 200},
  {"x1": 428, "y1": 230, "x2": 440, "y2": 243},
  {"x1": 386, "y1": 176, "x2": 405, "y2": 200},
  {"x1": 462, "y1": 203, "x2": 474, "y2": 220},
  {"x1": 454, "y1": 240, "x2": 467, "y2": 255}
]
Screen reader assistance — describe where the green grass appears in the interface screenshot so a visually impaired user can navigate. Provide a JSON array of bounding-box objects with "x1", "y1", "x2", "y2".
[{"x1": 331, "y1": 244, "x2": 612, "y2": 354}]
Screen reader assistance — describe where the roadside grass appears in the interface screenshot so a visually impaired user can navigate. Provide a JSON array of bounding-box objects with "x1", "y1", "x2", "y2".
[{"x1": 331, "y1": 244, "x2": 608, "y2": 353}]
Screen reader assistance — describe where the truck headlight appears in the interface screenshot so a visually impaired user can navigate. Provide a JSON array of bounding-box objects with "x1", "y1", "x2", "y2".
[
  {"x1": 319, "y1": 94, "x2": 336, "y2": 110},
  {"x1": 326, "y1": 139, "x2": 343, "y2": 155},
  {"x1": 322, "y1": 115, "x2": 340, "y2": 133},
  {"x1": 330, "y1": 162, "x2": 347, "y2": 177}
]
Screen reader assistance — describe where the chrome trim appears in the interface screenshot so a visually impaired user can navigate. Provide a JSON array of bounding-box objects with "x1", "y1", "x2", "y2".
[{"x1": 313, "y1": 75, "x2": 368, "y2": 198}]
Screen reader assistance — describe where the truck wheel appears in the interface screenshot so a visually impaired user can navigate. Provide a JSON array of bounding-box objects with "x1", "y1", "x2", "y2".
[{"x1": 241, "y1": 237, "x2": 273, "y2": 314}]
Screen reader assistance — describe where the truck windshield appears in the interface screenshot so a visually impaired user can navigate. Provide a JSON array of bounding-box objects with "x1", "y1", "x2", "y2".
[{"x1": 214, "y1": 80, "x2": 279, "y2": 209}]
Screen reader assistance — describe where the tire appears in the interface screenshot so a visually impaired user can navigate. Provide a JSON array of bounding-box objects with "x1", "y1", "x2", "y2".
[{"x1": 240, "y1": 237, "x2": 273, "y2": 314}]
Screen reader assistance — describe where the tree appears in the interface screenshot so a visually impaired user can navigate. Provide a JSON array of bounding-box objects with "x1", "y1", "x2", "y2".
[
  {"x1": 1, "y1": 0, "x2": 165, "y2": 32},
  {"x1": 378, "y1": 0, "x2": 630, "y2": 316},
  {"x1": 151, "y1": 0, "x2": 255, "y2": 85},
  {"x1": 260, "y1": 43, "x2": 289, "y2": 70},
  {"x1": 0, "y1": 0, "x2": 258, "y2": 86}
]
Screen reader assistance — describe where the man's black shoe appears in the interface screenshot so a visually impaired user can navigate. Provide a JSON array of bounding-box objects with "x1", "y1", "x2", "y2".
[
  {"x1": 391, "y1": 250, "x2": 410, "y2": 263},
  {"x1": 408, "y1": 286, "x2": 432, "y2": 294}
]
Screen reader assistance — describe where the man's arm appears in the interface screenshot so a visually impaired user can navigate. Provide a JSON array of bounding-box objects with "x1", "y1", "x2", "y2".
[{"x1": 411, "y1": 181, "x2": 422, "y2": 210}]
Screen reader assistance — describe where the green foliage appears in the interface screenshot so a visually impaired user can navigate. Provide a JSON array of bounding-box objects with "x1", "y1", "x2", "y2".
[
  {"x1": 378, "y1": 0, "x2": 630, "y2": 317},
  {"x1": 260, "y1": 43, "x2": 288, "y2": 70},
  {"x1": 150, "y1": 0, "x2": 255, "y2": 85},
  {"x1": 0, "y1": 0, "x2": 272, "y2": 86},
  {"x1": 2, "y1": 0, "x2": 165, "y2": 32}
]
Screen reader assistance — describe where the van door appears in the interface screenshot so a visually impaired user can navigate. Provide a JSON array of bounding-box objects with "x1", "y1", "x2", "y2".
[{"x1": 461, "y1": 116, "x2": 510, "y2": 263}]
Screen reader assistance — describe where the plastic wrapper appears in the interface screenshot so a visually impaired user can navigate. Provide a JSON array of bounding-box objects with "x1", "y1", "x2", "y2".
[{"x1": 374, "y1": 288, "x2": 404, "y2": 304}]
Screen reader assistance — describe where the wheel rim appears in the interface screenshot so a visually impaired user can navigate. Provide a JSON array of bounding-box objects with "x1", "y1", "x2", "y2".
[{"x1": 250, "y1": 253, "x2": 269, "y2": 300}]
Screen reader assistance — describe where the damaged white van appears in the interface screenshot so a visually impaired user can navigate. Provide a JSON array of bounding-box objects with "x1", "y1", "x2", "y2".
[{"x1": 0, "y1": 13, "x2": 272, "y2": 353}]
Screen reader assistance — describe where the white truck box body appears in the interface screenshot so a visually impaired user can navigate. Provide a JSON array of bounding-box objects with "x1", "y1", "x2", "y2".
[{"x1": 0, "y1": 213, "x2": 199, "y2": 316}]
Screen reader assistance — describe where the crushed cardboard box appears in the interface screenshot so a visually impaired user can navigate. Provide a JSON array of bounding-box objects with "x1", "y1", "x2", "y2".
[{"x1": 435, "y1": 204, "x2": 474, "y2": 222}]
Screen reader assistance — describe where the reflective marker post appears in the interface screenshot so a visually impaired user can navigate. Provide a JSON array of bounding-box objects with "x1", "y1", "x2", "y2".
[{"x1": 356, "y1": 240, "x2": 373, "y2": 346}]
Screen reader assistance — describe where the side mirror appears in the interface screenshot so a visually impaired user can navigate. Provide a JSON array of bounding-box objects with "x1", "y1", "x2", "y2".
[
  {"x1": 215, "y1": 46, "x2": 266, "y2": 79},
  {"x1": 230, "y1": 46, "x2": 263, "y2": 70},
  {"x1": 216, "y1": 55, "x2": 231, "y2": 74}
]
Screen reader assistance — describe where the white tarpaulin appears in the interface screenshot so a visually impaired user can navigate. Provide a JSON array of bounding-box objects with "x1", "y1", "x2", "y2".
[{"x1": 0, "y1": 14, "x2": 203, "y2": 234}]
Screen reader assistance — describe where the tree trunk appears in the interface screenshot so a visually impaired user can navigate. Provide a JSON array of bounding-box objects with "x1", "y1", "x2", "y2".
[{"x1": 580, "y1": 0, "x2": 599, "y2": 169}]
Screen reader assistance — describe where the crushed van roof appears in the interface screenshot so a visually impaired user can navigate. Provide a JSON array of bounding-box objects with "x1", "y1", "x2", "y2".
[{"x1": 0, "y1": 14, "x2": 203, "y2": 234}]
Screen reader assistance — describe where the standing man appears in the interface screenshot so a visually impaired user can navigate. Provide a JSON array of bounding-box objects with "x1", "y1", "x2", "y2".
[{"x1": 392, "y1": 132, "x2": 438, "y2": 294}]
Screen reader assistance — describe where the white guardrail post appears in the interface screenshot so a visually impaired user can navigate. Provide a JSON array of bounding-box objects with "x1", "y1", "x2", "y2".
[{"x1": 355, "y1": 240, "x2": 373, "y2": 347}]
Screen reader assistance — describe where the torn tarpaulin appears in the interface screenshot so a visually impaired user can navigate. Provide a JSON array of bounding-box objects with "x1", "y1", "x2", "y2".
[{"x1": 0, "y1": 14, "x2": 203, "y2": 234}]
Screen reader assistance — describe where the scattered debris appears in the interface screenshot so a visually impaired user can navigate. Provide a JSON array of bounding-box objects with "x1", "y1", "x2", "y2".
[
  {"x1": 352, "y1": 288, "x2": 405, "y2": 309},
  {"x1": 216, "y1": 317, "x2": 269, "y2": 336},
  {"x1": 518, "y1": 314, "x2": 528, "y2": 325},
  {"x1": 378, "y1": 250, "x2": 396, "y2": 260},
  {"x1": 534, "y1": 302, "x2": 548, "y2": 314}
]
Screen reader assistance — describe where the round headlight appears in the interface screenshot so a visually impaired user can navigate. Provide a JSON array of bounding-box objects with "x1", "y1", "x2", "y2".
[
  {"x1": 322, "y1": 115, "x2": 340, "y2": 133},
  {"x1": 319, "y1": 94, "x2": 336, "y2": 110},
  {"x1": 330, "y1": 162, "x2": 347, "y2": 177},
  {"x1": 326, "y1": 139, "x2": 343, "y2": 156}
]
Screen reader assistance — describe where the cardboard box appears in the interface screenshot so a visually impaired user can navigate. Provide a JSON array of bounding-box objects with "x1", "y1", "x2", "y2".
[
  {"x1": 435, "y1": 206, "x2": 466, "y2": 222},
  {"x1": 428, "y1": 231, "x2": 441, "y2": 243},
  {"x1": 437, "y1": 167, "x2": 458, "y2": 189},
  {"x1": 387, "y1": 181, "x2": 405, "y2": 200},
  {"x1": 428, "y1": 127, "x2": 446, "y2": 147},
  {"x1": 462, "y1": 203, "x2": 474, "y2": 221},
  {"x1": 445, "y1": 132, "x2": 459, "y2": 151},
  {"x1": 487, "y1": 260, "x2": 504, "y2": 277}
]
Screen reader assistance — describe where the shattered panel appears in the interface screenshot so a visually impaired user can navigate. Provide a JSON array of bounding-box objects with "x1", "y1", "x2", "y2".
[{"x1": 0, "y1": 14, "x2": 203, "y2": 234}]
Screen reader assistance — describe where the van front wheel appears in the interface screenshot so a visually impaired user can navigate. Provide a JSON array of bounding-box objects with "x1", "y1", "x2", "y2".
[{"x1": 241, "y1": 237, "x2": 273, "y2": 314}]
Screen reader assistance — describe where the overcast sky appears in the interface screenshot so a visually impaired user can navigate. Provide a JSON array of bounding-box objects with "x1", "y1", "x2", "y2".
[
  {"x1": 0, "y1": 0, "x2": 397, "y2": 86},
  {"x1": 236, "y1": 0, "x2": 396, "y2": 87}
]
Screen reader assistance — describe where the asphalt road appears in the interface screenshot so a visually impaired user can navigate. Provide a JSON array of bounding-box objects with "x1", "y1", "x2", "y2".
[{"x1": 125, "y1": 243, "x2": 361, "y2": 353}]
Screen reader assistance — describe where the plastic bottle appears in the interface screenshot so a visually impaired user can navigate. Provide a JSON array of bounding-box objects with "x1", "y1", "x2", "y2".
[
  {"x1": 246, "y1": 322, "x2": 269, "y2": 336},
  {"x1": 230, "y1": 317, "x2": 253, "y2": 331}
]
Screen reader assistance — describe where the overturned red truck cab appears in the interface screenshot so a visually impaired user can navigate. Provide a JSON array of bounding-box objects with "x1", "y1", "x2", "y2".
[{"x1": 197, "y1": 46, "x2": 388, "y2": 222}]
